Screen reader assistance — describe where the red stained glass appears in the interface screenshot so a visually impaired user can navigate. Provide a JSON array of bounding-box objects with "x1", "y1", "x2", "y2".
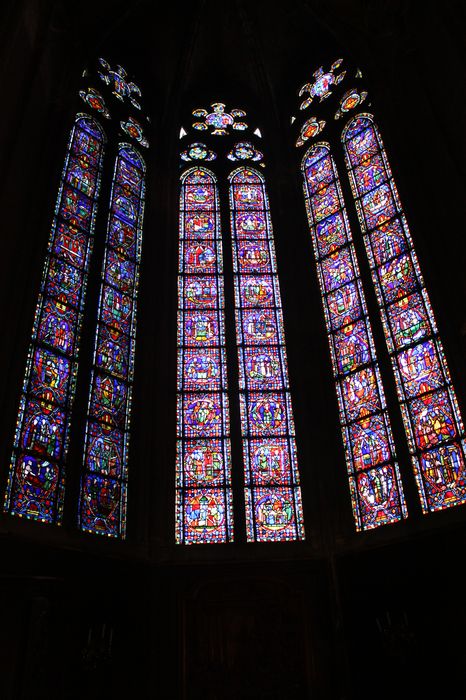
[
  {"x1": 4, "y1": 115, "x2": 105, "y2": 524},
  {"x1": 344, "y1": 113, "x2": 466, "y2": 514},
  {"x1": 302, "y1": 142, "x2": 406, "y2": 530}
]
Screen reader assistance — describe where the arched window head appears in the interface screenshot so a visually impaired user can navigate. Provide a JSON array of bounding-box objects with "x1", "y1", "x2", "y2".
[
  {"x1": 229, "y1": 167, "x2": 305, "y2": 542},
  {"x1": 4, "y1": 115, "x2": 106, "y2": 523},
  {"x1": 301, "y1": 143, "x2": 407, "y2": 530},
  {"x1": 176, "y1": 167, "x2": 234, "y2": 544},
  {"x1": 79, "y1": 144, "x2": 146, "y2": 538},
  {"x1": 343, "y1": 113, "x2": 466, "y2": 514}
]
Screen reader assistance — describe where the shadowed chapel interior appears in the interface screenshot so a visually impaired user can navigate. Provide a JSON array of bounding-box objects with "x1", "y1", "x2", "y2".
[{"x1": 0, "y1": 1, "x2": 466, "y2": 698}]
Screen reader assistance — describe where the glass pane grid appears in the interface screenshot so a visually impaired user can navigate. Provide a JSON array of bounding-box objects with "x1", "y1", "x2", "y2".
[
  {"x1": 4, "y1": 116, "x2": 105, "y2": 525},
  {"x1": 230, "y1": 167, "x2": 305, "y2": 542},
  {"x1": 302, "y1": 143, "x2": 406, "y2": 531},
  {"x1": 79, "y1": 144, "x2": 145, "y2": 538},
  {"x1": 344, "y1": 114, "x2": 466, "y2": 513},
  {"x1": 176, "y1": 168, "x2": 233, "y2": 544}
]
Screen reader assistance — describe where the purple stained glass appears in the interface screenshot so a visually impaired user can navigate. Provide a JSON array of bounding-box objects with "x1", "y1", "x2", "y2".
[
  {"x1": 239, "y1": 276, "x2": 275, "y2": 307},
  {"x1": 30, "y1": 348, "x2": 71, "y2": 405},
  {"x1": 360, "y1": 183, "x2": 397, "y2": 230},
  {"x1": 183, "y1": 310, "x2": 221, "y2": 346},
  {"x1": 387, "y1": 293, "x2": 431, "y2": 350},
  {"x1": 237, "y1": 240, "x2": 271, "y2": 272},
  {"x1": 369, "y1": 219, "x2": 407, "y2": 266},
  {"x1": 241, "y1": 309, "x2": 280, "y2": 345},
  {"x1": 377, "y1": 253, "x2": 417, "y2": 303},
  {"x1": 95, "y1": 324, "x2": 130, "y2": 378},
  {"x1": 343, "y1": 113, "x2": 466, "y2": 514},
  {"x1": 85, "y1": 421, "x2": 124, "y2": 478},
  {"x1": 420, "y1": 443, "x2": 466, "y2": 511},
  {"x1": 182, "y1": 241, "x2": 217, "y2": 273},
  {"x1": 230, "y1": 167, "x2": 304, "y2": 542},
  {"x1": 235, "y1": 212, "x2": 267, "y2": 238},
  {"x1": 81, "y1": 474, "x2": 124, "y2": 538},
  {"x1": 321, "y1": 248, "x2": 355, "y2": 292},
  {"x1": 333, "y1": 320, "x2": 371, "y2": 375},
  {"x1": 241, "y1": 346, "x2": 284, "y2": 391},
  {"x1": 346, "y1": 415, "x2": 392, "y2": 471},
  {"x1": 302, "y1": 141, "x2": 406, "y2": 531},
  {"x1": 340, "y1": 367, "x2": 382, "y2": 422},
  {"x1": 397, "y1": 340, "x2": 443, "y2": 398},
  {"x1": 246, "y1": 486, "x2": 302, "y2": 542},
  {"x1": 181, "y1": 348, "x2": 224, "y2": 391},
  {"x1": 356, "y1": 464, "x2": 401, "y2": 530},
  {"x1": 4, "y1": 115, "x2": 105, "y2": 524},
  {"x1": 176, "y1": 168, "x2": 233, "y2": 544},
  {"x1": 45, "y1": 257, "x2": 82, "y2": 306},
  {"x1": 247, "y1": 440, "x2": 292, "y2": 485},
  {"x1": 181, "y1": 488, "x2": 229, "y2": 545},
  {"x1": 311, "y1": 182, "x2": 340, "y2": 221},
  {"x1": 80, "y1": 144, "x2": 145, "y2": 538},
  {"x1": 53, "y1": 222, "x2": 88, "y2": 267},
  {"x1": 314, "y1": 212, "x2": 348, "y2": 256},
  {"x1": 326, "y1": 281, "x2": 361, "y2": 330}
]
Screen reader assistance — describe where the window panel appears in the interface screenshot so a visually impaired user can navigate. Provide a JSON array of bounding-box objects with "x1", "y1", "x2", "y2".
[
  {"x1": 4, "y1": 115, "x2": 105, "y2": 523},
  {"x1": 176, "y1": 168, "x2": 233, "y2": 544},
  {"x1": 343, "y1": 113, "x2": 466, "y2": 513},
  {"x1": 230, "y1": 167, "x2": 304, "y2": 542},
  {"x1": 301, "y1": 142, "x2": 406, "y2": 531},
  {"x1": 79, "y1": 144, "x2": 145, "y2": 538}
]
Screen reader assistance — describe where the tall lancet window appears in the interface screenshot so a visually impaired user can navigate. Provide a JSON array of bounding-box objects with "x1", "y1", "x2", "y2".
[
  {"x1": 229, "y1": 167, "x2": 304, "y2": 541},
  {"x1": 79, "y1": 145, "x2": 146, "y2": 538},
  {"x1": 4, "y1": 115, "x2": 106, "y2": 523},
  {"x1": 176, "y1": 103, "x2": 305, "y2": 543},
  {"x1": 4, "y1": 57, "x2": 149, "y2": 537},
  {"x1": 343, "y1": 114, "x2": 466, "y2": 513},
  {"x1": 301, "y1": 143, "x2": 406, "y2": 530},
  {"x1": 176, "y1": 168, "x2": 233, "y2": 544}
]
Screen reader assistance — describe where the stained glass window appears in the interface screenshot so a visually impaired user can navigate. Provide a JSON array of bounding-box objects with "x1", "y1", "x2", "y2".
[
  {"x1": 192, "y1": 104, "x2": 248, "y2": 135},
  {"x1": 79, "y1": 144, "x2": 145, "y2": 538},
  {"x1": 229, "y1": 167, "x2": 304, "y2": 541},
  {"x1": 299, "y1": 59, "x2": 346, "y2": 110},
  {"x1": 176, "y1": 168, "x2": 233, "y2": 544},
  {"x1": 301, "y1": 143, "x2": 407, "y2": 530},
  {"x1": 343, "y1": 114, "x2": 466, "y2": 513},
  {"x1": 4, "y1": 115, "x2": 105, "y2": 523}
]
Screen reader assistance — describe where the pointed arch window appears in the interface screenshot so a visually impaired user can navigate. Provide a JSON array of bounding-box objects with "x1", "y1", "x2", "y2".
[
  {"x1": 4, "y1": 57, "x2": 149, "y2": 538},
  {"x1": 176, "y1": 167, "x2": 233, "y2": 544},
  {"x1": 301, "y1": 143, "x2": 406, "y2": 530},
  {"x1": 79, "y1": 144, "x2": 146, "y2": 537},
  {"x1": 343, "y1": 114, "x2": 466, "y2": 513},
  {"x1": 229, "y1": 167, "x2": 305, "y2": 541},
  {"x1": 176, "y1": 104, "x2": 305, "y2": 543},
  {"x1": 4, "y1": 115, "x2": 106, "y2": 523}
]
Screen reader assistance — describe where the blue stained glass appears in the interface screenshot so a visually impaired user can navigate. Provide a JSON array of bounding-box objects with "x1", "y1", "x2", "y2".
[
  {"x1": 314, "y1": 212, "x2": 348, "y2": 256},
  {"x1": 30, "y1": 348, "x2": 71, "y2": 405},
  {"x1": 377, "y1": 253, "x2": 417, "y2": 303},
  {"x1": 230, "y1": 167, "x2": 304, "y2": 542},
  {"x1": 333, "y1": 320, "x2": 371, "y2": 375},
  {"x1": 321, "y1": 248, "x2": 355, "y2": 292},
  {"x1": 176, "y1": 168, "x2": 233, "y2": 544},
  {"x1": 344, "y1": 113, "x2": 466, "y2": 513},
  {"x1": 369, "y1": 219, "x2": 407, "y2": 266},
  {"x1": 80, "y1": 144, "x2": 145, "y2": 538},
  {"x1": 45, "y1": 257, "x2": 82, "y2": 305},
  {"x1": 241, "y1": 309, "x2": 280, "y2": 345},
  {"x1": 85, "y1": 422, "x2": 124, "y2": 478},
  {"x1": 52, "y1": 223, "x2": 89, "y2": 267},
  {"x1": 4, "y1": 115, "x2": 105, "y2": 524},
  {"x1": 302, "y1": 142, "x2": 406, "y2": 531}
]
